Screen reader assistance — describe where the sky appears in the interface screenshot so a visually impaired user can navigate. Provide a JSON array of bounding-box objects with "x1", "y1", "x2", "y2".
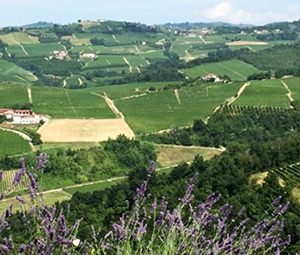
[{"x1": 0, "y1": 0, "x2": 299, "y2": 27}]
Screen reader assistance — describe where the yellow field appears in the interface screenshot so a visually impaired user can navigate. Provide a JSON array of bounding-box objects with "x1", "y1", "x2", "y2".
[
  {"x1": 38, "y1": 118, "x2": 135, "y2": 142},
  {"x1": 226, "y1": 41, "x2": 268, "y2": 46}
]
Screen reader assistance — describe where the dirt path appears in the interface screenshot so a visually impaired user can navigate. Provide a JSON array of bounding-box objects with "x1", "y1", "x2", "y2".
[
  {"x1": 78, "y1": 78, "x2": 83, "y2": 85},
  {"x1": 91, "y1": 92, "x2": 124, "y2": 119},
  {"x1": 123, "y1": 57, "x2": 133, "y2": 72},
  {"x1": 27, "y1": 86, "x2": 32, "y2": 104},
  {"x1": 136, "y1": 66, "x2": 141, "y2": 73},
  {"x1": 112, "y1": 34, "x2": 120, "y2": 43},
  {"x1": 63, "y1": 79, "x2": 67, "y2": 87},
  {"x1": 174, "y1": 89, "x2": 181, "y2": 104},
  {"x1": 227, "y1": 81, "x2": 250, "y2": 105},
  {"x1": 5, "y1": 47, "x2": 11, "y2": 57},
  {"x1": 134, "y1": 45, "x2": 141, "y2": 53},
  {"x1": 281, "y1": 80, "x2": 294, "y2": 107},
  {"x1": 199, "y1": 36, "x2": 206, "y2": 44},
  {"x1": 121, "y1": 93, "x2": 147, "y2": 100}
]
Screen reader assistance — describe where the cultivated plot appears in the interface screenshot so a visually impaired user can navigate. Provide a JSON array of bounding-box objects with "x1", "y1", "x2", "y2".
[
  {"x1": 282, "y1": 77, "x2": 300, "y2": 101},
  {"x1": 0, "y1": 60, "x2": 36, "y2": 83},
  {"x1": 0, "y1": 82, "x2": 30, "y2": 106},
  {"x1": 32, "y1": 87, "x2": 116, "y2": 118},
  {"x1": 233, "y1": 79, "x2": 291, "y2": 108},
  {"x1": 114, "y1": 82, "x2": 243, "y2": 133}
]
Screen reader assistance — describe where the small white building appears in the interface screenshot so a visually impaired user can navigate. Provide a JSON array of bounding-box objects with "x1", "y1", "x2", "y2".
[
  {"x1": 82, "y1": 53, "x2": 96, "y2": 58},
  {"x1": 12, "y1": 114, "x2": 44, "y2": 124},
  {"x1": 201, "y1": 73, "x2": 221, "y2": 82}
]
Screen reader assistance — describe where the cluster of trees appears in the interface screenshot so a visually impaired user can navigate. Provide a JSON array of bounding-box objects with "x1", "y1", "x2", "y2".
[
  {"x1": 0, "y1": 135, "x2": 156, "y2": 188},
  {"x1": 38, "y1": 133, "x2": 300, "y2": 253},
  {"x1": 247, "y1": 71, "x2": 272, "y2": 80},
  {"x1": 90, "y1": 37, "x2": 105, "y2": 45},
  {"x1": 239, "y1": 43, "x2": 300, "y2": 74}
]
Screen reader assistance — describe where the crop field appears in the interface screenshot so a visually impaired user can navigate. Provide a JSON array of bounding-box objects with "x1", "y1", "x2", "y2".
[
  {"x1": 233, "y1": 79, "x2": 291, "y2": 108},
  {"x1": 114, "y1": 82, "x2": 243, "y2": 133},
  {"x1": 94, "y1": 81, "x2": 180, "y2": 100},
  {"x1": 282, "y1": 77, "x2": 300, "y2": 101},
  {"x1": 140, "y1": 50, "x2": 167, "y2": 62},
  {"x1": 0, "y1": 82, "x2": 29, "y2": 107},
  {"x1": 32, "y1": 86, "x2": 115, "y2": 118},
  {"x1": 0, "y1": 32, "x2": 39, "y2": 45},
  {"x1": 0, "y1": 129, "x2": 32, "y2": 156},
  {"x1": 38, "y1": 118, "x2": 135, "y2": 142},
  {"x1": 0, "y1": 60, "x2": 36, "y2": 83},
  {"x1": 85, "y1": 55, "x2": 127, "y2": 69},
  {"x1": 0, "y1": 169, "x2": 30, "y2": 193},
  {"x1": 182, "y1": 59, "x2": 260, "y2": 80},
  {"x1": 64, "y1": 75, "x2": 88, "y2": 88}
]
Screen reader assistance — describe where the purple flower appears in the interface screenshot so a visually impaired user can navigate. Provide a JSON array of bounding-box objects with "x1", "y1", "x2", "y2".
[
  {"x1": 272, "y1": 196, "x2": 282, "y2": 206},
  {"x1": 148, "y1": 160, "x2": 155, "y2": 176}
]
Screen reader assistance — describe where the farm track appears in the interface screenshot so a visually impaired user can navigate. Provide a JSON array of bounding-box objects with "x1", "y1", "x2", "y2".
[
  {"x1": 174, "y1": 89, "x2": 181, "y2": 104},
  {"x1": 27, "y1": 86, "x2": 32, "y2": 104},
  {"x1": 281, "y1": 80, "x2": 294, "y2": 107},
  {"x1": 123, "y1": 57, "x2": 133, "y2": 72},
  {"x1": 204, "y1": 81, "x2": 250, "y2": 124}
]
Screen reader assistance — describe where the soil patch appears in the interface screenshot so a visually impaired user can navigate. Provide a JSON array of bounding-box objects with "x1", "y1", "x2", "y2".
[{"x1": 38, "y1": 118, "x2": 135, "y2": 142}]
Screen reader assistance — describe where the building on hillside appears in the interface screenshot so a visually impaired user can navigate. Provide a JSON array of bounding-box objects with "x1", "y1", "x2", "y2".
[
  {"x1": 53, "y1": 50, "x2": 69, "y2": 60},
  {"x1": 201, "y1": 73, "x2": 221, "y2": 82},
  {"x1": 0, "y1": 109, "x2": 14, "y2": 119},
  {"x1": 0, "y1": 109, "x2": 46, "y2": 124}
]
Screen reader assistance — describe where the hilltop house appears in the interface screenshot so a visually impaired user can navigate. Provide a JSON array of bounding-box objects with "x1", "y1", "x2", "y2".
[{"x1": 0, "y1": 109, "x2": 45, "y2": 124}]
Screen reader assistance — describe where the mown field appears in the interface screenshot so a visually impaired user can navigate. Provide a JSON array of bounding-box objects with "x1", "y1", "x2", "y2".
[
  {"x1": 233, "y1": 79, "x2": 291, "y2": 108},
  {"x1": 0, "y1": 129, "x2": 32, "y2": 156},
  {"x1": 32, "y1": 86, "x2": 116, "y2": 118},
  {"x1": 182, "y1": 59, "x2": 261, "y2": 80}
]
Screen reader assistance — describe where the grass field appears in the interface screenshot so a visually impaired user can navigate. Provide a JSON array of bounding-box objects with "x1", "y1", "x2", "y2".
[
  {"x1": 0, "y1": 129, "x2": 32, "y2": 156},
  {"x1": 32, "y1": 86, "x2": 115, "y2": 118},
  {"x1": 0, "y1": 60, "x2": 37, "y2": 83},
  {"x1": 114, "y1": 82, "x2": 243, "y2": 133},
  {"x1": 0, "y1": 82, "x2": 29, "y2": 107},
  {"x1": 182, "y1": 59, "x2": 261, "y2": 80},
  {"x1": 233, "y1": 79, "x2": 291, "y2": 108}
]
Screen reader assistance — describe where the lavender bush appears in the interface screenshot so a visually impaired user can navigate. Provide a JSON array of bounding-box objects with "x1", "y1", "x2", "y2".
[{"x1": 0, "y1": 157, "x2": 296, "y2": 254}]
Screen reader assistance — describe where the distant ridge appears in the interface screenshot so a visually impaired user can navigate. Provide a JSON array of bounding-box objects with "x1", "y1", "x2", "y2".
[
  {"x1": 159, "y1": 21, "x2": 254, "y2": 29},
  {"x1": 22, "y1": 21, "x2": 55, "y2": 28}
]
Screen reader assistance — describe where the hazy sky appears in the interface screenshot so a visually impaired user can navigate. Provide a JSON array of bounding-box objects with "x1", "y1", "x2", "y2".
[{"x1": 1, "y1": 0, "x2": 299, "y2": 27}]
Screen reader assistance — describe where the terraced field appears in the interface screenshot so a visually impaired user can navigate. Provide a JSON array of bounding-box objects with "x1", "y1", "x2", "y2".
[{"x1": 182, "y1": 59, "x2": 260, "y2": 80}]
